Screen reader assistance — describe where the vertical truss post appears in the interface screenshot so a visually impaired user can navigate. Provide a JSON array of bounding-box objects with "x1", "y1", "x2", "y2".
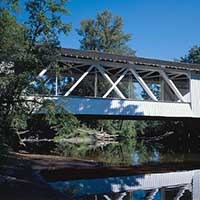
[
  {"x1": 55, "y1": 71, "x2": 58, "y2": 96},
  {"x1": 64, "y1": 65, "x2": 94, "y2": 96},
  {"x1": 128, "y1": 73, "x2": 132, "y2": 98},
  {"x1": 94, "y1": 68, "x2": 98, "y2": 97},
  {"x1": 159, "y1": 70, "x2": 185, "y2": 102},
  {"x1": 129, "y1": 68, "x2": 158, "y2": 101},
  {"x1": 96, "y1": 65, "x2": 126, "y2": 99},
  {"x1": 160, "y1": 79, "x2": 165, "y2": 101}
]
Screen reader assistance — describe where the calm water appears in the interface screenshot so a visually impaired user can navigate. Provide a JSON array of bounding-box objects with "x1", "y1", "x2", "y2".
[
  {"x1": 53, "y1": 138, "x2": 200, "y2": 166},
  {"x1": 49, "y1": 174, "x2": 194, "y2": 199},
  {"x1": 33, "y1": 137, "x2": 200, "y2": 200},
  {"x1": 24, "y1": 135, "x2": 200, "y2": 199}
]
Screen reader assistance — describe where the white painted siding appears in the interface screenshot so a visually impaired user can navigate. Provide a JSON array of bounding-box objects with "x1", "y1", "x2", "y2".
[
  {"x1": 191, "y1": 73, "x2": 200, "y2": 117},
  {"x1": 52, "y1": 97, "x2": 194, "y2": 118}
]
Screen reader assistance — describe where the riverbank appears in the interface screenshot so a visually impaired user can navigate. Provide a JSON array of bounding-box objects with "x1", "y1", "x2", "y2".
[
  {"x1": 1, "y1": 151, "x2": 200, "y2": 199},
  {"x1": 0, "y1": 152, "x2": 100, "y2": 200}
]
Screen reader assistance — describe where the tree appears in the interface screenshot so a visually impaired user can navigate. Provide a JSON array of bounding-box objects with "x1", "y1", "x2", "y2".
[
  {"x1": 77, "y1": 9, "x2": 135, "y2": 56},
  {"x1": 0, "y1": 9, "x2": 29, "y2": 149},
  {"x1": 0, "y1": 0, "x2": 77, "y2": 150},
  {"x1": 181, "y1": 45, "x2": 200, "y2": 64},
  {"x1": 77, "y1": 10, "x2": 136, "y2": 136}
]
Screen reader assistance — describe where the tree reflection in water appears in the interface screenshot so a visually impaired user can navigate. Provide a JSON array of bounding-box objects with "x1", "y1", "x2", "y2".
[
  {"x1": 51, "y1": 133, "x2": 200, "y2": 200},
  {"x1": 55, "y1": 139, "x2": 159, "y2": 166},
  {"x1": 54, "y1": 133, "x2": 200, "y2": 166}
]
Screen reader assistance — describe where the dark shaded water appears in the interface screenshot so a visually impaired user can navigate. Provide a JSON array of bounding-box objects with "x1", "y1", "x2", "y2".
[
  {"x1": 54, "y1": 138, "x2": 200, "y2": 167},
  {"x1": 25, "y1": 138, "x2": 200, "y2": 199}
]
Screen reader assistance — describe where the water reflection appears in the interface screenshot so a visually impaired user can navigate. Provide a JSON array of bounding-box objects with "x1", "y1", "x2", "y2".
[
  {"x1": 46, "y1": 139, "x2": 200, "y2": 199},
  {"x1": 49, "y1": 169, "x2": 200, "y2": 199},
  {"x1": 54, "y1": 138, "x2": 200, "y2": 166}
]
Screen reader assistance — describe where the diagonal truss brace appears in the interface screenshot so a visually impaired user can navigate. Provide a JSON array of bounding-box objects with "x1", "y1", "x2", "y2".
[
  {"x1": 64, "y1": 65, "x2": 94, "y2": 96},
  {"x1": 95, "y1": 65, "x2": 126, "y2": 99},
  {"x1": 103, "y1": 67, "x2": 159, "y2": 101},
  {"x1": 64, "y1": 64, "x2": 126, "y2": 99},
  {"x1": 129, "y1": 68, "x2": 158, "y2": 101},
  {"x1": 103, "y1": 69, "x2": 129, "y2": 98},
  {"x1": 159, "y1": 70, "x2": 186, "y2": 102}
]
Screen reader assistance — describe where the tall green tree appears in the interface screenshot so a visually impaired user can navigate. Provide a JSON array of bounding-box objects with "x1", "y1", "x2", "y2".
[
  {"x1": 0, "y1": 0, "x2": 77, "y2": 150},
  {"x1": 77, "y1": 10, "x2": 136, "y2": 135},
  {"x1": 77, "y1": 9, "x2": 135, "y2": 56}
]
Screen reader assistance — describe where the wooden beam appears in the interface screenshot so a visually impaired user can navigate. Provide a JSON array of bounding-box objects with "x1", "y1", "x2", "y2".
[
  {"x1": 38, "y1": 68, "x2": 48, "y2": 77},
  {"x1": 170, "y1": 74, "x2": 182, "y2": 79},
  {"x1": 64, "y1": 65, "x2": 94, "y2": 96},
  {"x1": 103, "y1": 69, "x2": 129, "y2": 98},
  {"x1": 142, "y1": 71, "x2": 155, "y2": 79},
  {"x1": 113, "y1": 68, "x2": 127, "y2": 78},
  {"x1": 96, "y1": 65, "x2": 126, "y2": 99},
  {"x1": 94, "y1": 68, "x2": 98, "y2": 97},
  {"x1": 159, "y1": 70, "x2": 186, "y2": 102},
  {"x1": 129, "y1": 68, "x2": 158, "y2": 101},
  {"x1": 59, "y1": 57, "x2": 190, "y2": 76},
  {"x1": 143, "y1": 75, "x2": 160, "y2": 80}
]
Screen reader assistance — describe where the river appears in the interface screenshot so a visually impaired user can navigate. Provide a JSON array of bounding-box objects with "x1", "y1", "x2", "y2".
[{"x1": 25, "y1": 134, "x2": 200, "y2": 200}]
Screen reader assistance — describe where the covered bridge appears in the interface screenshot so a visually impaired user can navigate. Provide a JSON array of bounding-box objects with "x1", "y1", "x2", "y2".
[{"x1": 31, "y1": 48, "x2": 200, "y2": 119}]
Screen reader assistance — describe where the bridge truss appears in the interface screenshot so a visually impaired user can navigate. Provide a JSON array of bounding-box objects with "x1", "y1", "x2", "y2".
[{"x1": 29, "y1": 48, "x2": 200, "y2": 119}]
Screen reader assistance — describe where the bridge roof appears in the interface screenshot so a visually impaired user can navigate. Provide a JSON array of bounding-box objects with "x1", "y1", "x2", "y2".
[{"x1": 60, "y1": 48, "x2": 200, "y2": 72}]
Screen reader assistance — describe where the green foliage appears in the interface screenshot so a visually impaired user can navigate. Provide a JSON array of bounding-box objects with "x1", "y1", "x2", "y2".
[
  {"x1": 55, "y1": 139, "x2": 158, "y2": 166},
  {"x1": 77, "y1": 10, "x2": 136, "y2": 135},
  {"x1": 80, "y1": 119, "x2": 137, "y2": 138},
  {"x1": 77, "y1": 9, "x2": 135, "y2": 56},
  {"x1": 0, "y1": 1, "x2": 75, "y2": 150},
  {"x1": 25, "y1": 0, "x2": 71, "y2": 46},
  {"x1": 43, "y1": 100, "x2": 79, "y2": 137},
  {"x1": 0, "y1": 136, "x2": 8, "y2": 165},
  {"x1": 181, "y1": 45, "x2": 200, "y2": 64},
  {"x1": 120, "y1": 121, "x2": 136, "y2": 138},
  {"x1": 0, "y1": 9, "x2": 25, "y2": 60},
  {"x1": 0, "y1": 0, "x2": 20, "y2": 11}
]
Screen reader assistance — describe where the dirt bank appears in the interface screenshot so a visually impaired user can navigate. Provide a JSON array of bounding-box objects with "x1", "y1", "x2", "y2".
[
  {"x1": 1, "y1": 152, "x2": 200, "y2": 199},
  {"x1": 0, "y1": 152, "x2": 100, "y2": 200}
]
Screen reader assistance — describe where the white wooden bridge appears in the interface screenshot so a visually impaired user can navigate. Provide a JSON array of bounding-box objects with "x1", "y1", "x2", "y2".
[{"x1": 30, "y1": 48, "x2": 200, "y2": 119}]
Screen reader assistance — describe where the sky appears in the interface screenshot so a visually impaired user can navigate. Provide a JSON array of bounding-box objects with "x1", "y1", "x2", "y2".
[{"x1": 60, "y1": 0, "x2": 200, "y2": 61}]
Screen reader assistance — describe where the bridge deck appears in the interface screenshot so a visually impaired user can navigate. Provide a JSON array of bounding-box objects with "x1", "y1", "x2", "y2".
[{"x1": 49, "y1": 96, "x2": 196, "y2": 119}]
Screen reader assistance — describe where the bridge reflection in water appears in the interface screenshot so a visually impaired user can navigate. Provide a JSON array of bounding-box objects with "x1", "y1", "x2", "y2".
[{"x1": 49, "y1": 170, "x2": 200, "y2": 200}]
